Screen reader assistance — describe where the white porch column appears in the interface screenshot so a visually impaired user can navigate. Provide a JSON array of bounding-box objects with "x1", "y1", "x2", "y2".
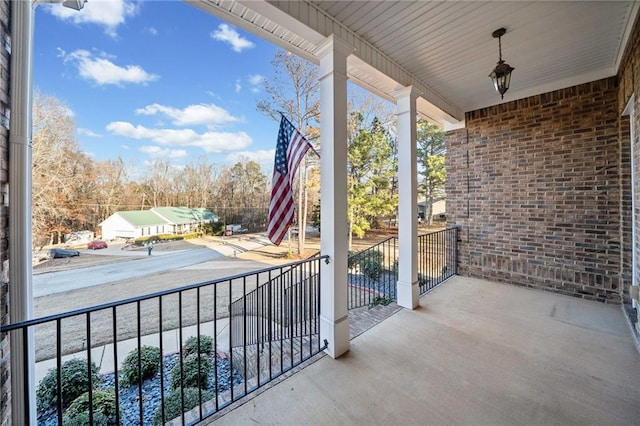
[
  {"x1": 316, "y1": 35, "x2": 352, "y2": 358},
  {"x1": 394, "y1": 86, "x2": 419, "y2": 309},
  {"x1": 9, "y1": 1, "x2": 36, "y2": 424}
]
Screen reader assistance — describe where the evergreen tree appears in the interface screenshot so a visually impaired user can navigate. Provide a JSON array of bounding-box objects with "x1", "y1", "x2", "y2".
[
  {"x1": 416, "y1": 119, "x2": 446, "y2": 225},
  {"x1": 347, "y1": 113, "x2": 397, "y2": 249}
]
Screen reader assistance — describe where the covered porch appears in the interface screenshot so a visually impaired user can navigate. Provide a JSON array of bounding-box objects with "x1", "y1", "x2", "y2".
[
  {"x1": 210, "y1": 276, "x2": 640, "y2": 425},
  {"x1": 2, "y1": 1, "x2": 640, "y2": 424}
]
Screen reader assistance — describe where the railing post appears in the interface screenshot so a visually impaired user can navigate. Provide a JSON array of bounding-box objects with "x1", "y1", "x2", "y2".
[
  {"x1": 316, "y1": 35, "x2": 351, "y2": 358},
  {"x1": 395, "y1": 86, "x2": 420, "y2": 309}
]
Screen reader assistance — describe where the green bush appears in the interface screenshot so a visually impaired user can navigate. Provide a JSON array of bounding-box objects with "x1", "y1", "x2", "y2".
[
  {"x1": 209, "y1": 222, "x2": 224, "y2": 236},
  {"x1": 153, "y1": 387, "x2": 213, "y2": 425},
  {"x1": 360, "y1": 250, "x2": 384, "y2": 281},
  {"x1": 183, "y1": 335, "x2": 214, "y2": 358},
  {"x1": 62, "y1": 412, "x2": 115, "y2": 426},
  {"x1": 368, "y1": 295, "x2": 393, "y2": 309},
  {"x1": 63, "y1": 388, "x2": 118, "y2": 425},
  {"x1": 348, "y1": 250, "x2": 385, "y2": 281},
  {"x1": 347, "y1": 251, "x2": 358, "y2": 269},
  {"x1": 120, "y1": 346, "x2": 161, "y2": 387},
  {"x1": 418, "y1": 272, "x2": 429, "y2": 287},
  {"x1": 133, "y1": 233, "x2": 200, "y2": 245},
  {"x1": 170, "y1": 353, "x2": 212, "y2": 390},
  {"x1": 36, "y1": 358, "x2": 99, "y2": 411}
]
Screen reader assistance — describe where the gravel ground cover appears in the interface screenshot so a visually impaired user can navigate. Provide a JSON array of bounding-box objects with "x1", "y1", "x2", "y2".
[{"x1": 37, "y1": 353, "x2": 243, "y2": 426}]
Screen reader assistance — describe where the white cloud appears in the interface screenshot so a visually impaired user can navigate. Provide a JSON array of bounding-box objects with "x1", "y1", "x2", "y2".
[
  {"x1": 211, "y1": 24, "x2": 254, "y2": 52},
  {"x1": 106, "y1": 121, "x2": 252, "y2": 153},
  {"x1": 46, "y1": 0, "x2": 138, "y2": 38},
  {"x1": 243, "y1": 74, "x2": 264, "y2": 93},
  {"x1": 139, "y1": 145, "x2": 187, "y2": 159},
  {"x1": 77, "y1": 128, "x2": 102, "y2": 137},
  {"x1": 61, "y1": 49, "x2": 159, "y2": 86},
  {"x1": 120, "y1": 144, "x2": 130, "y2": 150},
  {"x1": 61, "y1": 105, "x2": 75, "y2": 118},
  {"x1": 147, "y1": 27, "x2": 158, "y2": 36},
  {"x1": 235, "y1": 80, "x2": 242, "y2": 93},
  {"x1": 248, "y1": 74, "x2": 264, "y2": 85},
  {"x1": 135, "y1": 103, "x2": 239, "y2": 127},
  {"x1": 225, "y1": 149, "x2": 275, "y2": 170}
]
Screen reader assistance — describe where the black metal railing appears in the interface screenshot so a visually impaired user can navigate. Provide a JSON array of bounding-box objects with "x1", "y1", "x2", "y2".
[
  {"x1": 418, "y1": 227, "x2": 458, "y2": 294},
  {"x1": 347, "y1": 237, "x2": 398, "y2": 309},
  {"x1": 1, "y1": 255, "x2": 328, "y2": 426},
  {"x1": 346, "y1": 227, "x2": 459, "y2": 308}
]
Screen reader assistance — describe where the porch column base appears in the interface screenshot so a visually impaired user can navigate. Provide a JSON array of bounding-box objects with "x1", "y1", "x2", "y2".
[
  {"x1": 320, "y1": 314, "x2": 350, "y2": 358},
  {"x1": 397, "y1": 280, "x2": 419, "y2": 309}
]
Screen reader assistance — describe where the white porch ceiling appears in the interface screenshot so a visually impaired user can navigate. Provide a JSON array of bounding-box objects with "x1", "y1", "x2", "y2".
[{"x1": 188, "y1": 0, "x2": 639, "y2": 128}]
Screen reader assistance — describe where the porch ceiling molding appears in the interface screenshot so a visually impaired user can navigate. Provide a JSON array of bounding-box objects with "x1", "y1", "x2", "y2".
[{"x1": 189, "y1": 0, "x2": 639, "y2": 127}]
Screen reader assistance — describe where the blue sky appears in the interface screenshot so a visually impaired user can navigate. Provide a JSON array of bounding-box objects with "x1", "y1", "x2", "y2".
[{"x1": 34, "y1": 0, "x2": 284, "y2": 176}]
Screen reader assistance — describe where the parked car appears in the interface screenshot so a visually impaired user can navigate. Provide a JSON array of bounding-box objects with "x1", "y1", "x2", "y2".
[
  {"x1": 49, "y1": 248, "x2": 80, "y2": 258},
  {"x1": 87, "y1": 240, "x2": 108, "y2": 250}
]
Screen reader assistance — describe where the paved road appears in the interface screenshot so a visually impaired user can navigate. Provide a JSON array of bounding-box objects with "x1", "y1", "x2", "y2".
[{"x1": 33, "y1": 247, "x2": 224, "y2": 297}]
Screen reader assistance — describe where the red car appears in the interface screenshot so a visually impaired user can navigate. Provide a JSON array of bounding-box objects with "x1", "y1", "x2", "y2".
[{"x1": 87, "y1": 240, "x2": 108, "y2": 250}]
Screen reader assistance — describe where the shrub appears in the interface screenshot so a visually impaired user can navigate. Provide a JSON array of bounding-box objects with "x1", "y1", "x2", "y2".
[
  {"x1": 360, "y1": 250, "x2": 384, "y2": 281},
  {"x1": 120, "y1": 346, "x2": 161, "y2": 387},
  {"x1": 61, "y1": 412, "x2": 115, "y2": 426},
  {"x1": 153, "y1": 387, "x2": 213, "y2": 425},
  {"x1": 347, "y1": 251, "x2": 358, "y2": 269},
  {"x1": 170, "y1": 353, "x2": 212, "y2": 390},
  {"x1": 183, "y1": 335, "x2": 214, "y2": 358},
  {"x1": 418, "y1": 272, "x2": 429, "y2": 287},
  {"x1": 36, "y1": 358, "x2": 99, "y2": 411},
  {"x1": 63, "y1": 388, "x2": 118, "y2": 425},
  {"x1": 368, "y1": 295, "x2": 393, "y2": 309},
  {"x1": 208, "y1": 222, "x2": 224, "y2": 236}
]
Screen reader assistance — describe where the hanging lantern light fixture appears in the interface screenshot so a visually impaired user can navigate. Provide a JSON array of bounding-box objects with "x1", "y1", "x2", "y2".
[{"x1": 488, "y1": 28, "x2": 514, "y2": 99}]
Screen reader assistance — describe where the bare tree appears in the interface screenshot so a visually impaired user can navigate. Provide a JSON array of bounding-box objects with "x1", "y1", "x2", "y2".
[
  {"x1": 93, "y1": 157, "x2": 129, "y2": 222},
  {"x1": 32, "y1": 91, "x2": 91, "y2": 246},
  {"x1": 180, "y1": 156, "x2": 216, "y2": 208},
  {"x1": 258, "y1": 50, "x2": 320, "y2": 254},
  {"x1": 211, "y1": 159, "x2": 268, "y2": 232},
  {"x1": 141, "y1": 160, "x2": 176, "y2": 207}
]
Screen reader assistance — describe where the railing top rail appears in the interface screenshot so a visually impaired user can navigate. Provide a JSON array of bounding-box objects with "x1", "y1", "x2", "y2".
[
  {"x1": 1, "y1": 254, "x2": 329, "y2": 332},
  {"x1": 348, "y1": 236, "x2": 397, "y2": 258},
  {"x1": 417, "y1": 226, "x2": 459, "y2": 238}
]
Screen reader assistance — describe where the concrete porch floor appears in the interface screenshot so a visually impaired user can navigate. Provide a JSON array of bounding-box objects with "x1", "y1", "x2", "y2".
[{"x1": 208, "y1": 276, "x2": 639, "y2": 425}]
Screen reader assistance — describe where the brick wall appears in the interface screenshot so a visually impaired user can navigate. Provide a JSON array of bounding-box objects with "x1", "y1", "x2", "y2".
[
  {"x1": 446, "y1": 77, "x2": 623, "y2": 303},
  {"x1": 0, "y1": 0, "x2": 9, "y2": 424}
]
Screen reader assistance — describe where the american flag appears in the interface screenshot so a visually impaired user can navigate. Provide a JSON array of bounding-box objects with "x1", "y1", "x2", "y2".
[{"x1": 267, "y1": 115, "x2": 312, "y2": 245}]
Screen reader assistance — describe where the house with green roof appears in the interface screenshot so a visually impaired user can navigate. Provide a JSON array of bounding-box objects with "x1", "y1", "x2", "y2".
[{"x1": 99, "y1": 207, "x2": 218, "y2": 240}]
